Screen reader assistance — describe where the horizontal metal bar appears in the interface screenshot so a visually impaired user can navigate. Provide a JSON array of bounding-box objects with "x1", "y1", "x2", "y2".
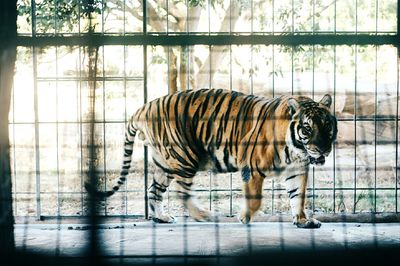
[
  {"x1": 8, "y1": 116, "x2": 400, "y2": 125},
  {"x1": 11, "y1": 190, "x2": 143, "y2": 195},
  {"x1": 172, "y1": 187, "x2": 399, "y2": 193},
  {"x1": 36, "y1": 76, "x2": 144, "y2": 82},
  {"x1": 16, "y1": 34, "x2": 400, "y2": 46},
  {"x1": 12, "y1": 187, "x2": 399, "y2": 196}
]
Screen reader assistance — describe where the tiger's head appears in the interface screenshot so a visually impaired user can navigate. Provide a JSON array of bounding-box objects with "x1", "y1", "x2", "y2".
[{"x1": 287, "y1": 94, "x2": 338, "y2": 166}]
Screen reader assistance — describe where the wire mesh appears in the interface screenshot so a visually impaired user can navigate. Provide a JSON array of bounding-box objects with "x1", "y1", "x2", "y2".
[{"x1": 7, "y1": 0, "x2": 400, "y2": 265}]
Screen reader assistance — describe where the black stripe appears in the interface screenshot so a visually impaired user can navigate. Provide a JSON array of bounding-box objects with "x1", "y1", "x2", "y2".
[
  {"x1": 289, "y1": 193, "x2": 299, "y2": 199},
  {"x1": 255, "y1": 161, "x2": 266, "y2": 178},
  {"x1": 285, "y1": 175, "x2": 297, "y2": 181},
  {"x1": 176, "y1": 180, "x2": 193, "y2": 190},
  {"x1": 245, "y1": 194, "x2": 263, "y2": 200},
  {"x1": 290, "y1": 122, "x2": 304, "y2": 150},
  {"x1": 153, "y1": 159, "x2": 196, "y2": 178},
  {"x1": 287, "y1": 187, "x2": 298, "y2": 198}
]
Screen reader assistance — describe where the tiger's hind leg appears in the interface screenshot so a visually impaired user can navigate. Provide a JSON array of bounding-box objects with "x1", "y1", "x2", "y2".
[
  {"x1": 239, "y1": 170, "x2": 264, "y2": 224},
  {"x1": 173, "y1": 172, "x2": 213, "y2": 222},
  {"x1": 148, "y1": 171, "x2": 176, "y2": 223}
]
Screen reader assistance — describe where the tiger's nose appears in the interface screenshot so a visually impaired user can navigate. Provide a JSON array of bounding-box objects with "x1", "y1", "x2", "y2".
[{"x1": 316, "y1": 147, "x2": 331, "y2": 157}]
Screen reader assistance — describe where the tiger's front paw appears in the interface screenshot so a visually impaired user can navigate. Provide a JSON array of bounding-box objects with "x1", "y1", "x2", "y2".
[
  {"x1": 293, "y1": 216, "x2": 321, "y2": 229},
  {"x1": 238, "y1": 210, "x2": 252, "y2": 224},
  {"x1": 152, "y1": 213, "x2": 176, "y2": 224}
]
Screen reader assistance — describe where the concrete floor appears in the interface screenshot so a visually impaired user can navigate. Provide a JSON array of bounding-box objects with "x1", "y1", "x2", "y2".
[{"x1": 15, "y1": 221, "x2": 399, "y2": 261}]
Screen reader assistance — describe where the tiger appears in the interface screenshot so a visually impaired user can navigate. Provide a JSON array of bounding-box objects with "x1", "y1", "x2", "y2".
[{"x1": 85, "y1": 88, "x2": 337, "y2": 228}]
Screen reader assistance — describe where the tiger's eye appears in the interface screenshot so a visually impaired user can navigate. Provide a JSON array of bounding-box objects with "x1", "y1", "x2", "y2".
[{"x1": 303, "y1": 125, "x2": 312, "y2": 133}]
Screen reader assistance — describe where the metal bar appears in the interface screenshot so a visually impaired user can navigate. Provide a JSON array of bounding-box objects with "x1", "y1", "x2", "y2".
[
  {"x1": 78, "y1": 45, "x2": 84, "y2": 216},
  {"x1": 354, "y1": 44, "x2": 358, "y2": 214},
  {"x1": 229, "y1": 44, "x2": 233, "y2": 216},
  {"x1": 143, "y1": 0, "x2": 149, "y2": 220},
  {"x1": 167, "y1": 0, "x2": 169, "y2": 34},
  {"x1": 35, "y1": 76, "x2": 144, "y2": 82},
  {"x1": 333, "y1": 45, "x2": 337, "y2": 213},
  {"x1": 8, "y1": 116, "x2": 400, "y2": 124},
  {"x1": 11, "y1": 81, "x2": 17, "y2": 215},
  {"x1": 124, "y1": 45, "x2": 128, "y2": 216},
  {"x1": 334, "y1": 0, "x2": 337, "y2": 34},
  {"x1": 15, "y1": 34, "x2": 400, "y2": 46},
  {"x1": 56, "y1": 46, "x2": 60, "y2": 216},
  {"x1": 291, "y1": 46, "x2": 293, "y2": 95},
  {"x1": 396, "y1": 0, "x2": 400, "y2": 214},
  {"x1": 33, "y1": 49, "x2": 41, "y2": 221},
  {"x1": 102, "y1": 47, "x2": 107, "y2": 216},
  {"x1": 374, "y1": 45, "x2": 378, "y2": 212},
  {"x1": 30, "y1": 0, "x2": 41, "y2": 222},
  {"x1": 312, "y1": 44, "x2": 315, "y2": 213}
]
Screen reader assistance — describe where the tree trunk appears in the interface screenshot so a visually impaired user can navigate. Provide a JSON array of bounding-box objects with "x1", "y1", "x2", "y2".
[
  {"x1": 0, "y1": 0, "x2": 17, "y2": 255},
  {"x1": 168, "y1": 48, "x2": 178, "y2": 93},
  {"x1": 196, "y1": 3, "x2": 241, "y2": 88}
]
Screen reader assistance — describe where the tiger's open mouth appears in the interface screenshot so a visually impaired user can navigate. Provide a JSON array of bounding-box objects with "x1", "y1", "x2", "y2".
[{"x1": 309, "y1": 155, "x2": 325, "y2": 165}]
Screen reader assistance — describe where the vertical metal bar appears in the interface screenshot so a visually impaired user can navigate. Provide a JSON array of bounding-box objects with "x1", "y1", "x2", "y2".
[
  {"x1": 251, "y1": 45, "x2": 253, "y2": 94},
  {"x1": 291, "y1": 46, "x2": 294, "y2": 95},
  {"x1": 272, "y1": 0, "x2": 275, "y2": 34},
  {"x1": 229, "y1": 44, "x2": 233, "y2": 216},
  {"x1": 271, "y1": 179, "x2": 275, "y2": 214},
  {"x1": 123, "y1": 0, "x2": 126, "y2": 35},
  {"x1": 187, "y1": 46, "x2": 190, "y2": 90},
  {"x1": 102, "y1": 0, "x2": 105, "y2": 33},
  {"x1": 209, "y1": 44, "x2": 212, "y2": 210},
  {"x1": 166, "y1": 46, "x2": 171, "y2": 207},
  {"x1": 372, "y1": 44, "x2": 378, "y2": 248},
  {"x1": 395, "y1": 0, "x2": 400, "y2": 214},
  {"x1": 396, "y1": 47, "x2": 399, "y2": 213},
  {"x1": 167, "y1": 47, "x2": 170, "y2": 93},
  {"x1": 33, "y1": 50, "x2": 41, "y2": 221},
  {"x1": 143, "y1": 0, "x2": 149, "y2": 220},
  {"x1": 312, "y1": 0, "x2": 315, "y2": 34},
  {"x1": 77, "y1": 0, "x2": 84, "y2": 217},
  {"x1": 291, "y1": 0, "x2": 294, "y2": 33},
  {"x1": 167, "y1": 0, "x2": 169, "y2": 34},
  {"x1": 353, "y1": 44, "x2": 358, "y2": 213},
  {"x1": 56, "y1": 46, "x2": 61, "y2": 217},
  {"x1": 11, "y1": 80, "x2": 17, "y2": 215},
  {"x1": 54, "y1": 0, "x2": 57, "y2": 34},
  {"x1": 374, "y1": 45, "x2": 378, "y2": 212},
  {"x1": 124, "y1": 44, "x2": 128, "y2": 216},
  {"x1": 102, "y1": 47, "x2": 107, "y2": 216},
  {"x1": 312, "y1": 44, "x2": 315, "y2": 213},
  {"x1": 334, "y1": 0, "x2": 337, "y2": 34},
  {"x1": 208, "y1": 0, "x2": 211, "y2": 35},
  {"x1": 55, "y1": 43, "x2": 61, "y2": 256},
  {"x1": 229, "y1": 0, "x2": 232, "y2": 33},
  {"x1": 355, "y1": 0, "x2": 358, "y2": 34},
  {"x1": 271, "y1": 43, "x2": 275, "y2": 213},
  {"x1": 333, "y1": 45, "x2": 336, "y2": 213},
  {"x1": 209, "y1": 172, "x2": 212, "y2": 211},
  {"x1": 251, "y1": 0, "x2": 254, "y2": 34},
  {"x1": 186, "y1": 0, "x2": 189, "y2": 33},
  {"x1": 375, "y1": 0, "x2": 378, "y2": 35},
  {"x1": 79, "y1": 48, "x2": 84, "y2": 216},
  {"x1": 31, "y1": 0, "x2": 41, "y2": 221}
]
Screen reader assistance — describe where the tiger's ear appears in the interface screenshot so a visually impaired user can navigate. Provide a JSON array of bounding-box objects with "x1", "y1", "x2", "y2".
[
  {"x1": 319, "y1": 94, "x2": 332, "y2": 109},
  {"x1": 287, "y1": 98, "x2": 299, "y2": 117}
]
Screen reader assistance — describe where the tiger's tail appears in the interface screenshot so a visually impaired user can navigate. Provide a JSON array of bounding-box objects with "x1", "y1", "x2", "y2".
[{"x1": 85, "y1": 119, "x2": 137, "y2": 198}]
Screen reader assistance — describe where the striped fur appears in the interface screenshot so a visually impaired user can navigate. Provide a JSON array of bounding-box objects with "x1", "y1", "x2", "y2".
[{"x1": 85, "y1": 89, "x2": 337, "y2": 226}]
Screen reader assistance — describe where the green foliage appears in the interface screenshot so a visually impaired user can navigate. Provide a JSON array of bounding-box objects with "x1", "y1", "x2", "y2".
[{"x1": 17, "y1": 0, "x2": 103, "y2": 33}]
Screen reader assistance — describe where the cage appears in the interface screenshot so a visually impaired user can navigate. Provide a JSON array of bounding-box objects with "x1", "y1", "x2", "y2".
[{"x1": 1, "y1": 0, "x2": 400, "y2": 265}]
